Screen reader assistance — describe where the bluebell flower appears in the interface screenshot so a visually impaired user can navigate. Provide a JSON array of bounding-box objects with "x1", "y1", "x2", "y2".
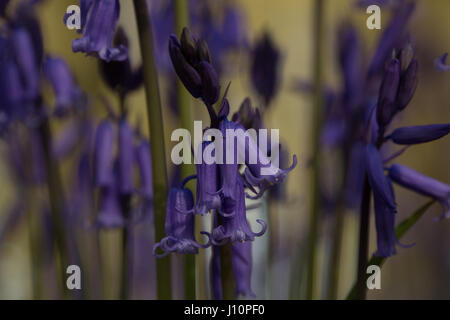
[
  {"x1": 435, "y1": 53, "x2": 450, "y2": 72},
  {"x1": 389, "y1": 164, "x2": 450, "y2": 220},
  {"x1": 94, "y1": 119, "x2": 115, "y2": 187},
  {"x1": 118, "y1": 119, "x2": 135, "y2": 195},
  {"x1": 97, "y1": 183, "x2": 125, "y2": 229},
  {"x1": 44, "y1": 56, "x2": 84, "y2": 116},
  {"x1": 210, "y1": 225, "x2": 256, "y2": 298},
  {"x1": 10, "y1": 27, "x2": 40, "y2": 101},
  {"x1": 136, "y1": 140, "x2": 153, "y2": 200},
  {"x1": 387, "y1": 124, "x2": 450, "y2": 145},
  {"x1": 231, "y1": 241, "x2": 255, "y2": 297},
  {"x1": 71, "y1": 0, "x2": 127, "y2": 62},
  {"x1": 365, "y1": 144, "x2": 399, "y2": 257},
  {"x1": 212, "y1": 176, "x2": 266, "y2": 244},
  {"x1": 243, "y1": 143, "x2": 297, "y2": 200},
  {"x1": 250, "y1": 32, "x2": 280, "y2": 107},
  {"x1": 99, "y1": 28, "x2": 143, "y2": 94},
  {"x1": 338, "y1": 24, "x2": 363, "y2": 110},
  {"x1": 153, "y1": 186, "x2": 211, "y2": 257}
]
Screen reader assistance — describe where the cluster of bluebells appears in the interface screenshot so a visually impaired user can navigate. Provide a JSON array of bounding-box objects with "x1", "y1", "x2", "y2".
[
  {"x1": 298, "y1": 1, "x2": 450, "y2": 258},
  {"x1": 366, "y1": 47, "x2": 450, "y2": 257},
  {"x1": 155, "y1": 28, "x2": 297, "y2": 297}
]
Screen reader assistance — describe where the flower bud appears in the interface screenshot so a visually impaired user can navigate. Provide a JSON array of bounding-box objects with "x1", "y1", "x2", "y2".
[
  {"x1": 197, "y1": 61, "x2": 220, "y2": 106},
  {"x1": 196, "y1": 39, "x2": 212, "y2": 64},
  {"x1": 377, "y1": 58, "x2": 400, "y2": 127},
  {"x1": 169, "y1": 35, "x2": 202, "y2": 98},
  {"x1": 396, "y1": 58, "x2": 418, "y2": 111},
  {"x1": 180, "y1": 27, "x2": 198, "y2": 65}
]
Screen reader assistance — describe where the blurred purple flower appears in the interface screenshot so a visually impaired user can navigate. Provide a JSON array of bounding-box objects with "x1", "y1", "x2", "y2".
[
  {"x1": 97, "y1": 183, "x2": 125, "y2": 228},
  {"x1": 71, "y1": 0, "x2": 127, "y2": 62},
  {"x1": 388, "y1": 124, "x2": 450, "y2": 145},
  {"x1": 250, "y1": 32, "x2": 280, "y2": 107},
  {"x1": 99, "y1": 28, "x2": 143, "y2": 95},
  {"x1": 44, "y1": 56, "x2": 84, "y2": 116},
  {"x1": 136, "y1": 140, "x2": 153, "y2": 200},
  {"x1": 365, "y1": 144, "x2": 398, "y2": 257},
  {"x1": 94, "y1": 119, "x2": 115, "y2": 187},
  {"x1": 435, "y1": 53, "x2": 450, "y2": 72},
  {"x1": 389, "y1": 164, "x2": 450, "y2": 220},
  {"x1": 118, "y1": 119, "x2": 135, "y2": 195}
]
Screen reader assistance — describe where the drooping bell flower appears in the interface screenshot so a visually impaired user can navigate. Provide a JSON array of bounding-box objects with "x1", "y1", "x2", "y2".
[
  {"x1": 377, "y1": 58, "x2": 401, "y2": 128},
  {"x1": 94, "y1": 119, "x2": 115, "y2": 187},
  {"x1": 97, "y1": 184, "x2": 125, "y2": 228},
  {"x1": 435, "y1": 53, "x2": 450, "y2": 72},
  {"x1": 153, "y1": 187, "x2": 211, "y2": 257},
  {"x1": 118, "y1": 119, "x2": 135, "y2": 195},
  {"x1": 338, "y1": 24, "x2": 363, "y2": 110},
  {"x1": 388, "y1": 164, "x2": 450, "y2": 220},
  {"x1": 71, "y1": 0, "x2": 127, "y2": 62},
  {"x1": 44, "y1": 56, "x2": 84, "y2": 116},
  {"x1": 365, "y1": 144, "x2": 398, "y2": 257},
  {"x1": 344, "y1": 142, "x2": 366, "y2": 209},
  {"x1": 231, "y1": 98, "x2": 264, "y2": 131},
  {"x1": 11, "y1": 27, "x2": 40, "y2": 101},
  {"x1": 250, "y1": 32, "x2": 280, "y2": 107},
  {"x1": 217, "y1": 120, "x2": 240, "y2": 211},
  {"x1": 193, "y1": 142, "x2": 223, "y2": 215},
  {"x1": 136, "y1": 139, "x2": 153, "y2": 200},
  {"x1": 239, "y1": 122, "x2": 297, "y2": 199},
  {"x1": 387, "y1": 124, "x2": 450, "y2": 145},
  {"x1": 231, "y1": 241, "x2": 255, "y2": 297},
  {"x1": 99, "y1": 28, "x2": 143, "y2": 94},
  {"x1": 212, "y1": 176, "x2": 266, "y2": 244}
]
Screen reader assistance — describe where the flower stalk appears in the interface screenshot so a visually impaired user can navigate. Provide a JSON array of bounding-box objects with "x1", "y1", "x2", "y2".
[
  {"x1": 133, "y1": 0, "x2": 171, "y2": 300},
  {"x1": 174, "y1": 0, "x2": 198, "y2": 300}
]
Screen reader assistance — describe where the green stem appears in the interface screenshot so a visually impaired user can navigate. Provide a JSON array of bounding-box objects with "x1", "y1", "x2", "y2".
[
  {"x1": 327, "y1": 202, "x2": 345, "y2": 299},
  {"x1": 354, "y1": 177, "x2": 371, "y2": 300},
  {"x1": 174, "y1": 0, "x2": 197, "y2": 300},
  {"x1": 38, "y1": 120, "x2": 71, "y2": 299},
  {"x1": 120, "y1": 224, "x2": 129, "y2": 299},
  {"x1": 26, "y1": 190, "x2": 43, "y2": 299},
  {"x1": 305, "y1": 0, "x2": 325, "y2": 300},
  {"x1": 133, "y1": 0, "x2": 171, "y2": 300}
]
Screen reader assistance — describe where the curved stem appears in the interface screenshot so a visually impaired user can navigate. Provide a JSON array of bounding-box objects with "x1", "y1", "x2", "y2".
[{"x1": 133, "y1": 0, "x2": 171, "y2": 300}]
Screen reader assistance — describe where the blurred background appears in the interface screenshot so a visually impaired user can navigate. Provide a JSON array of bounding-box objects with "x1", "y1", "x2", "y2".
[{"x1": 0, "y1": 0, "x2": 449, "y2": 299}]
